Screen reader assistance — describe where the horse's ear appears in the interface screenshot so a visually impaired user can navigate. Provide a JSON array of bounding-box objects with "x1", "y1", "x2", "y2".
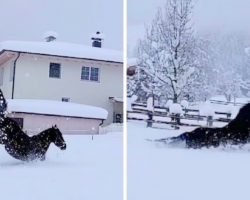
[{"x1": 54, "y1": 124, "x2": 57, "y2": 129}]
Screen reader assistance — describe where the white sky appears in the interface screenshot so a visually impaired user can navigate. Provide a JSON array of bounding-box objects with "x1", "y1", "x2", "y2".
[
  {"x1": 128, "y1": 0, "x2": 250, "y2": 55},
  {"x1": 0, "y1": 0, "x2": 123, "y2": 50}
]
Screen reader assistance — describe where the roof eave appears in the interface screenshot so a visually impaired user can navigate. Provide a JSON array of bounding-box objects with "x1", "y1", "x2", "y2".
[
  {"x1": 0, "y1": 49, "x2": 123, "y2": 64},
  {"x1": 10, "y1": 111, "x2": 107, "y2": 121}
]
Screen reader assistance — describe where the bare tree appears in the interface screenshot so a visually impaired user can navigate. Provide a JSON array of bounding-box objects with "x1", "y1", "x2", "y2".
[{"x1": 137, "y1": 0, "x2": 196, "y2": 103}]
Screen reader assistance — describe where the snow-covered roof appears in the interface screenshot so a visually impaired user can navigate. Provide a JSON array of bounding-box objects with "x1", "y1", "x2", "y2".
[
  {"x1": 109, "y1": 97, "x2": 123, "y2": 103},
  {"x1": 91, "y1": 31, "x2": 105, "y2": 40},
  {"x1": 0, "y1": 40, "x2": 122, "y2": 63},
  {"x1": 127, "y1": 58, "x2": 139, "y2": 67},
  {"x1": 7, "y1": 99, "x2": 108, "y2": 120}
]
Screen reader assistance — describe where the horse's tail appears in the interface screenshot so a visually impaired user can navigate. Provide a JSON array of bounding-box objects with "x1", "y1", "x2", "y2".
[{"x1": 0, "y1": 89, "x2": 7, "y2": 118}]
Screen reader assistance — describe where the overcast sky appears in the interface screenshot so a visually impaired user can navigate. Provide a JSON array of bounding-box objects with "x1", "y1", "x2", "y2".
[
  {"x1": 0, "y1": 0, "x2": 123, "y2": 50},
  {"x1": 128, "y1": 0, "x2": 250, "y2": 55}
]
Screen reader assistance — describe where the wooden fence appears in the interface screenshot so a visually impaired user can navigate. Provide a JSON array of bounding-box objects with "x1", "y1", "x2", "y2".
[{"x1": 128, "y1": 102, "x2": 234, "y2": 128}]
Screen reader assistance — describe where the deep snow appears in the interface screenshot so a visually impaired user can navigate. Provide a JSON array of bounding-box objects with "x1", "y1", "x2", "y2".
[
  {"x1": 0, "y1": 133, "x2": 122, "y2": 200},
  {"x1": 128, "y1": 121, "x2": 250, "y2": 200}
]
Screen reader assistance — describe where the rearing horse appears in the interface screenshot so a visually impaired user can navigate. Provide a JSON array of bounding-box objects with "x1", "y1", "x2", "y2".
[
  {"x1": 0, "y1": 117, "x2": 66, "y2": 161},
  {"x1": 0, "y1": 89, "x2": 66, "y2": 161}
]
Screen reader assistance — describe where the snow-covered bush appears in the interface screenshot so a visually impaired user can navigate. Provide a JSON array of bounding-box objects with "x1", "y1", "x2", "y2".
[
  {"x1": 169, "y1": 103, "x2": 183, "y2": 115},
  {"x1": 127, "y1": 95, "x2": 138, "y2": 111},
  {"x1": 180, "y1": 100, "x2": 189, "y2": 109},
  {"x1": 166, "y1": 99, "x2": 173, "y2": 108},
  {"x1": 147, "y1": 96, "x2": 154, "y2": 111}
]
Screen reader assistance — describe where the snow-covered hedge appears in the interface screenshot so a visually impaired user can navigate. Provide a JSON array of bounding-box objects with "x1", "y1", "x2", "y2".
[
  {"x1": 166, "y1": 99, "x2": 173, "y2": 108},
  {"x1": 169, "y1": 103, "x2": 183, "y2": 114},
  {"x1": 147, "y1": 97, "x2": 154, "y2": 111},
  {"x1": 180, "y1": 100, "x2": 189, "y2": 109},
  {"x1": 127, "y1": 95, "x2": 137, "y2": 111}
]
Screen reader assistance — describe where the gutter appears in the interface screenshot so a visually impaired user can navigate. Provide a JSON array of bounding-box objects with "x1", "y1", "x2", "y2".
[
  {"x1": 0, "y1": 49, "x2": 122, "y2": 64},
  {"x1": 99, "y1": 119, "x2": 104, "y2": 126},
  {"x1": 11, "y1": 52, "x2": 21, "y2": 99}
]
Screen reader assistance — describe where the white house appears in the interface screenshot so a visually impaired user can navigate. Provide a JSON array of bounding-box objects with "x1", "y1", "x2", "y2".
[{"x1": 0, "y1": 35, "x2": 123, "y2": 126}]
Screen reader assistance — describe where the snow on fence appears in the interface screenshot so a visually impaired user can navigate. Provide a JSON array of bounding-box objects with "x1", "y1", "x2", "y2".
[
  {"x1": 209, "y1": 99, "x2": 249, "y2": 106},
  {"x1": 127, "y1": 102, "x2": 238, "y2": 128}
]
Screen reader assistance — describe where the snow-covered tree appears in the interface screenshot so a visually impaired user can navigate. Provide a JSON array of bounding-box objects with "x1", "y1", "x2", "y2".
[
  {"x1": 206, "y1": 33, "x2": 250, "y2": 101},
  {"x1": 133, "y1": 0, "x2": 250, "y2": 104},
  {"x1": 137, "y1": 0, "x2": 199, "y2": 103}
]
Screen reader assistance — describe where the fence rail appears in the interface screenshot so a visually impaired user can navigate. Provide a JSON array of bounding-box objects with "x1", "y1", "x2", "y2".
[
  {"x1": 128, "y1": 102, "x2": 233, "y2": 128},
  {"x1": 209, "y1": 100, "x2": 248, "y2": 106}
]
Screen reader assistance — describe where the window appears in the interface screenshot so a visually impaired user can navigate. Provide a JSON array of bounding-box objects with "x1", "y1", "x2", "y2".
[
  {"x1": 90, "y1": 67, "x2": 99, "y2": 81},
  {"x1": 49, "y1": 63, "x2": 61, "y2": 78},
  {"x1": 62, "y1": 97, "x2": 70, "y2": 102},
  {"x1": 81, "y1": 66, "x2": 90, "y2": 80},
  {"x1": 114, "y1": 114, "x2": 123, "y2": 123},
  {"x1": 81, "y1": 66, "x2": 99, "y2": 82}
]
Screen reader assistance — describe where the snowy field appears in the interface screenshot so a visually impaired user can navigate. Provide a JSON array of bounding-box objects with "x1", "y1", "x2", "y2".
[
  {"x1": 128, "y1": 121, "x2": 250, "y2": 200},
  {"x1": 0, "y1": 133, "x2": 122, "y2": 200}
]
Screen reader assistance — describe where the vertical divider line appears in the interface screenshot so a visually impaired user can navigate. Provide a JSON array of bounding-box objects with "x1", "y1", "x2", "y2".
[{"x1": 123, "y1": 0, "x2": 128, "y2": 199}]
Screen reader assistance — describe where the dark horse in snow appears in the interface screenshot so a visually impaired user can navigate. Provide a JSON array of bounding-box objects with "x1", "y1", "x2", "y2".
[
  {"x1": 0, "y1": 89, "x2": 66, "y2": 161},
  {"x1": 0, "y1": 118, "x2": 66, "y2": 161},
  {"x1": 157, "y1": 103, "x2": 250, "y2": 148}
]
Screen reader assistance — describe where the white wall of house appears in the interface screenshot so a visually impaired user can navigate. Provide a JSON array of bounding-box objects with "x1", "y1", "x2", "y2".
[
  {"x1": 0, "y1": 52, "x2": 123, "y2": 124},
  {"x1": 0, "y1": 56, "x2": 15, "y2": 98}
]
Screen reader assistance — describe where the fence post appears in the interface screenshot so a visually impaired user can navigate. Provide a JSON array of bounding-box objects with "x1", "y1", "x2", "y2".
[
  {"x1": 176, "y1": 113, "x2": 181, "y2": 125},
  {"x1": 147, "y1": 111, "x2": 153, "y2": 128},
  {"x1": 207, "y1": 115, "x2": 213, "y2": 127},
  {"x1": 146, "y1": 96, "x2": 154, "y2": 128},
  {"x1": 169, "y1": 103, "x2": 182, "y2": 129}
]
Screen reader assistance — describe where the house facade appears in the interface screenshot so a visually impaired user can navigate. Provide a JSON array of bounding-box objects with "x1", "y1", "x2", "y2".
[{"x1": 0, "y1": 40, "x2": 123, "y2": 124}]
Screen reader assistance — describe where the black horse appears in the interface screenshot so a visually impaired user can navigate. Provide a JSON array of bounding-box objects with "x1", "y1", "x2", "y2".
[
  {"x1": 157, "y1": 103, "x2": 250, "y2": 148},
  {"x1": 0, "y1": 117, "x2": 66, "y2": 161},
  {"x1": 0, "y1": 89, "x2": 66, "y2": 161}
]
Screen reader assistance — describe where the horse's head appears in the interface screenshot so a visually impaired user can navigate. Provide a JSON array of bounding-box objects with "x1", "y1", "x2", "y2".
[{"x1": 51, "y1": 125, "x2": 66, "y2": 150}]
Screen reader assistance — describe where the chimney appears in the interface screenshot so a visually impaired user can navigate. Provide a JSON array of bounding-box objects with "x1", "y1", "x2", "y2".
[
  {"x1": 43, "y1": 31, "x2": 58, "y2": 42},
  {"x1": 91, "y1": 31, "x2": 104, "y2": 48}
]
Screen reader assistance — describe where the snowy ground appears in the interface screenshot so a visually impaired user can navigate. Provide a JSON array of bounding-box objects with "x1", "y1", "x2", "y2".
[
  {"x1": 0, "y1": 133, "x2": 122, "y2": 200},
  {"x1": 128, "y1": 121, "x2": 250, "y2": 200}
]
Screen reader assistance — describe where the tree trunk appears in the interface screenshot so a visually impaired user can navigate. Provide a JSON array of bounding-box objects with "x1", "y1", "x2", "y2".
[{"x1": 173, "y1": 93, "x2": 178, "y2": 103}]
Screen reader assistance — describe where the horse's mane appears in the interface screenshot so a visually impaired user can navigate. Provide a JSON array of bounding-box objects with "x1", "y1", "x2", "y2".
[
  {"x1": 32, "y1": 126, "x2": 60, "y2": 140},
  {"x1": 39, "y1": 127, "x2": 57, "y2": 134},
  {"x1": 2, "y1": 117, "x2": 26, "y2": 134}
]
